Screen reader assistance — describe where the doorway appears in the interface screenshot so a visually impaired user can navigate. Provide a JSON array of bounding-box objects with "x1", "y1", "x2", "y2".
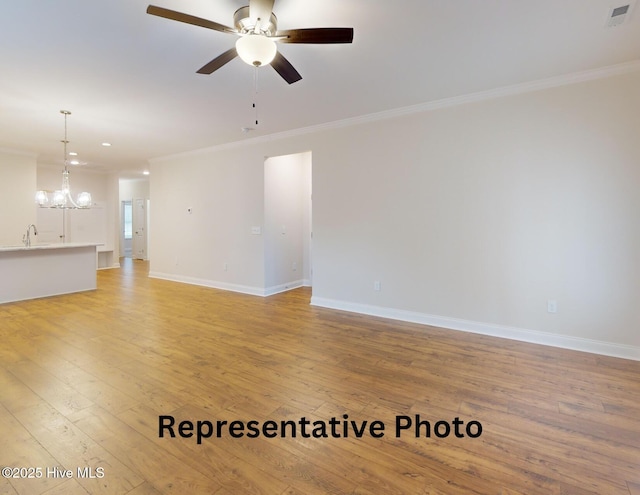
[
  {"x1": 119, "y1": 178, "x2": 150, "y2": 262},
  {"x1": 121, "y1": 200, "x2": 132, "y2": 257},
  {"x1": 121, "y1": 198, "x2": 148, "y2": 260},
  {"x1": 263, "y1": 151, "x2": 312, "y2": 293},
  {"x1": 132, "y1": 198, "x2": 147, "y2": 260}
]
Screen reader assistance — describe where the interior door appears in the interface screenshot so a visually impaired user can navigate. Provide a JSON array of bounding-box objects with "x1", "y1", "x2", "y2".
[{"x1": 132, "y1": 198, "x2": 147, "y2": 260}]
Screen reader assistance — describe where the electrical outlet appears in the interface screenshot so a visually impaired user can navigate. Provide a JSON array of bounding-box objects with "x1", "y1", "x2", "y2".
[
  {"x1": 224, "y1": 263, "x2": 228, "y2": 272},
  {"x1": 292, "y1": 262, "x2": 297, "y2": 272},
  {"x1": 547, "y1": 300, "x2": 557, "y2": 314},
  {"x1": 374, "y1": 281, "x2": 381, "y2": 291}
]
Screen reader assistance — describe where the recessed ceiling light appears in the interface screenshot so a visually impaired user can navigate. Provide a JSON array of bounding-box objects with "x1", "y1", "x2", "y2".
[
  {"x1": 101, "y1": 142, "x2": 111, "y2": 147},
  {"x1": 143, "y1": 170, "x2": 150, "y2": 175},
  {"x1": 69, "y1": 160, "x2": 80, "y2": 165},
  {"x1": 69, "y1": 151, "x2": 78, "y2": 156}
]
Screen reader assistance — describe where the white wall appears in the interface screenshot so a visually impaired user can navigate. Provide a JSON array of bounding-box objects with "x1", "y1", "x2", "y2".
[
  {"x1": 149, "y1": 149, "x2": 266, "y2": 294},
  {"x1": 0, "y1": 149, "x2": 37, "y2": 246},
  {"x1": 149, "y1": 69, "x2": 640, "y2": 358},
  {"x1": 119, "y1": 178, "x2": 150, "y2": 201},
  {"x1": 106, "y1": 173, "x2": 120, "y2": 263},
  {"x1": 301, "y1": 151, "x2": 313, "y2": 285}
]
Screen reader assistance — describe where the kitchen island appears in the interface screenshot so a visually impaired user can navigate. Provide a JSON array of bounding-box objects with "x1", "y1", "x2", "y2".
[{"x1": 0, "y1": 243, "x2": 100, "y2": 304}]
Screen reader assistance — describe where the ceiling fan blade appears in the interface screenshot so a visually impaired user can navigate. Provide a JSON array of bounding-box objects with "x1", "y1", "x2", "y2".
[
  {"x1": 271, "y1": 51, "x2": 302, "y2": 84},
  {"x1": 147, "y1": 5, "x2": 236, "y2": 34},
  {"x1": 276, "y1": 27, "x2": 354, "y2": 44},
  {"x1": 196, "y1": 48, "x2": 238, "y2": 74},
  {"x1": 249, "y1": 0, "x2": 275, "y2": 30}
]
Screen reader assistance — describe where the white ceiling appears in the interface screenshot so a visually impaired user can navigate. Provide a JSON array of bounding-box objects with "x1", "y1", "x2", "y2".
[{"x1": 1, "y1": 0, "x2": 639, "y2": 178}]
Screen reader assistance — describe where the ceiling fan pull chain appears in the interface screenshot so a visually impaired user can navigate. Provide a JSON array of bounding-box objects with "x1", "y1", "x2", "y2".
[{"x1": 253, "y1": 66, "x2": 259, "y2": 126}]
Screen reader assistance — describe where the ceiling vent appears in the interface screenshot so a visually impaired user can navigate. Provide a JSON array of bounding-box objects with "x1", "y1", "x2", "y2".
[{"x1": 606, "y1": 1, "x2": 636, "y2": 27}]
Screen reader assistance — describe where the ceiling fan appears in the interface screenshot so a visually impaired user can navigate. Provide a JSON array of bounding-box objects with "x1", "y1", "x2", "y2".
[{"x1": 146, "y1": 0, "x2": 354, "y2": 84}]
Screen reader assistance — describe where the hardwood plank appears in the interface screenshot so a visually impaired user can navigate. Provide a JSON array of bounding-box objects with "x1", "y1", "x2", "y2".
[
  {"x1": 6, "y1": 360, "x2": 94, "y2": 417},
  {"x1": 41, "y1": 479, "x2": 89, "y2": 495},
  {"x1": 12, "y1": 401, "x2": 143, "y2": 495},
  {"x1": 120, "y1": 402, "x2": 357, "y2": 495},
  {"x1": 558, "y1": 401, "x2": 640, "y2": 433},
  {"x1": 0, "y1": 479, "x2": 18, "y2": 495},
  {"x1": 628, "y1": 481, "x2": 640, "y2": 495},
  {"x1": 0, "y1": 366, "x2": 43, "y2": 414},
  {"x1": 0, "y1": 402, "x2": 64, "y2": 495},
  {"x1": 360, "y1": 401, "x2": 580, "y2": 495},
  {"x1": 121, "y1": 482, "x2": 163, "y2": 495},
  {"x1": 500, "y1": 489, "x2": 529, "y2": 495},
  {"x1": 458, "y1": 401, "x2": 639, "y2": 489},
  {"x1": 70, "y1": 405, "x2": 221, "y2": 494},
  {"x1": 119, "y1": 403, "x2": 291, "y2": 494}
]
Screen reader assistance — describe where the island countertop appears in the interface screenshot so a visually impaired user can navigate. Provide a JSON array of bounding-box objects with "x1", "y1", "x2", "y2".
[
  {"x1": 0, "y1": 243, "x2": 101, "y2": 304},
  {"x1": 0, "y1": 242, "x2": 102, "y2": 252}
]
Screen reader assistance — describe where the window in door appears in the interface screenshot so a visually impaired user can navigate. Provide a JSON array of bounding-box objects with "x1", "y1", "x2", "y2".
[{"x1": 123, "y1": 201, "x2": 133, "y2": 240}]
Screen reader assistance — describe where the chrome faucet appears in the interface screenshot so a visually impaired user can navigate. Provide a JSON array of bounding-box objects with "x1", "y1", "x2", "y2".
[{"x1": 23, "y1": 224, "x2": 38, "y2": 247}]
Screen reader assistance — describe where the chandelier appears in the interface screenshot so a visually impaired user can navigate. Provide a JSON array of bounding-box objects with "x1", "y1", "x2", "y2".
[{"x1": 35, "y1": 110, "x2": 92, "y2": 209}]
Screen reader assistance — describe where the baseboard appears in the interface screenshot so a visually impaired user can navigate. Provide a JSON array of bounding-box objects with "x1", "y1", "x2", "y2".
[
  {"x1": 98, "y1": 263, "x2": 120, "y2": 271},
  {"x1": 264, "y1": 280, "x2": 306, "y2": 296},
  {"x1": 310, "y1": 297, "x2": 640, "y2": 361},
  {"x1": 149, "y1": 271, "x2": 265, "y2": 296},
  {"x1": 149, "y1": 271, "x2": 307, "y2": 298}
]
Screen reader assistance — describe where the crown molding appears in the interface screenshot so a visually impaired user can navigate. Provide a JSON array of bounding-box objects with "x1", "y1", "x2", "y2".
[
  {"x1": 150, "y1": 59, "x2": 640, "y2": 163},
  {"x1": 272, "y1": 59, "x2": 640, "y2": 137}
]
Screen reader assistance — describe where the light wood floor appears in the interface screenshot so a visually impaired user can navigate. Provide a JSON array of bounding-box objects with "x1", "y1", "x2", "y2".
[{"x1": 1, "y1": 259, "x2": 639, "y2": 495}]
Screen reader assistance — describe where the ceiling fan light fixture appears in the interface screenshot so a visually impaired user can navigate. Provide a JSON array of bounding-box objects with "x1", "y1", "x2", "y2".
[{"x1": 236, "y1": 34, "x2": 277, "y2": 67}]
